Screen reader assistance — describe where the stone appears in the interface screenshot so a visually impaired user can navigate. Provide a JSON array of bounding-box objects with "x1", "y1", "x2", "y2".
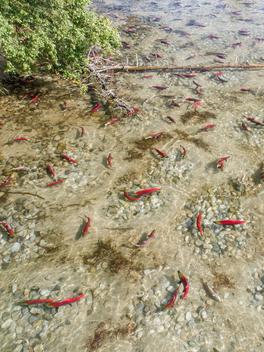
[
  {"x1": 185, "y1": 312, "x2": 192, "y2": 321},
  {"x1": 255, "y1": 294, "x2": 263, "y2": 301},
  {"x1": 12, "y1": 311, "x2": 22, "y2": 320},
  {"x1": 188, "y1": 340, "x2": 197, "y2": 347},
  {"x1": 12, "y1": 284, "x2": 18, "y2": 293},
  {"x1": 256, "y1": 305, "x2": 262, "y2": 312},
  {"x1": 30, "y1": 308, "x2": 42, "y2": 315},
  {"x1": 52, "y1": 284, "x2": 61, "y2": 291},
  {"x1": 167, "y1": 285, "x2": 175, "y2": 292},
  {"x1": 23, "y1": 289, "x2": 30, "y2": 298},
  {"x1": 14, "y1": 345, "x2": 23, "y2": 352},
  {"x1": 201, "y1": 310, "x2": 208, "y2": 320},
  {"x1": 195, "y1": 239, "x2": 203, "y2": 247},
  {"x1": 135, "y1": 303, "x2": 144, "y2": 314},
  {"x1": 3, "y1": 256, "x2": 11, "y2": 263},
  {"x1": 11, "y1": 242, "x2": 21, "y2": 253},
  {"x1": 33, "y1": 344, "x2": 44, "y2": 352},
  {"x1": 16, "y1": 327, "x2": 23, "y2": 335},
  {"x1": 1, "y1": 318, "x2": 13, "y2": 329},
  {"x1": 1, "y1": 312, "x2": 10, "y2": 321},
  {"x1": 135, "y1": 330, "x2": 143, "y2": 338},
  {"x1": 157, "y1": 325, "x2": 165, "y2": 333},
  {"x1": 29, "y1": 315, "x2": 39, "y2": 324},
  {"x1": 39, "y1": 240, "x2": 47, "y2": 247},
  {"x1": 39, "y1": 289, "x2": 50, "y2": 296}
]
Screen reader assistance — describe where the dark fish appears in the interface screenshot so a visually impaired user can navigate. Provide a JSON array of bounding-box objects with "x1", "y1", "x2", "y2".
[
  {"x1": 152, "y1": 85, "x2": 168, "y2": 90},
  {"x1": 238, "y1": 30, "x2": 250, "y2": 36},
  {"x1": 231, "y1": 42, "x2": 242, "y2": 48},
  {"x1": 174, "y1": 29, "x2": 191, "y2": 37},
  {"x1": 122, "y1": 41, "x2": 131, "y2": 49},
  {"x1": 186, "y1": 19, "x2": 206, "y2": 27},
  {"x1": 207, "y1": 34, "x2": 220, "y2": 40},
  {"x1": 206, "y1": 51, "x2": 226, "y2": 59},
  {"x1": 160, "y1": 39, "x2": 170, "y2": 45}
]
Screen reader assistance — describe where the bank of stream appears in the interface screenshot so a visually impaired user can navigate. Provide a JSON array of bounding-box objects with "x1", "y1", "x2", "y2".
[{"x1": 1, "y1": 0, "x2": 264, "y2": 351}]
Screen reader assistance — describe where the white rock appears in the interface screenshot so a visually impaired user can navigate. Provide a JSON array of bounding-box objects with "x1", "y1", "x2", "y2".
[
  {"x1": 39, "y1": 289, "x2": 50, "y2": 296},
  {"x1": 167, "y1": 286, "x2": 175, "y2": 292},
  {"x1": 30, "y1": 308, "x2": 42, "y2": 315},
  {"x1": 195, "y1": 239, "x2": 203, "y2": 247},
  {"x1": 135, "y1": 330, "x2": 143, "y2": 338},
  {"x1": 255, "y1": 294, "x2": 263, "y2": 301},
  {"x1": 185, "y1": 236, "x2": 190, "y2": 243},
  {"x1": 185, "y1": 312, "x2": 192, "y2": 321},
  {"x1": 33, "y1": 344, "x2": 44, "y2": 352},
  {"x1": 201, "y1": 310, "x2": 208, "y2": 320},
  {"x1": 153, "y1": 317, "x2": 161, "y2": 326},
  {"x1": 39, "y1": 240, "x2": 47, "y2": 247},
  {"x1": 16, "y1": 327, "x2": 23, "y2": 335},
  {"x1": 1, "y1": 318, "x2": 13, "y2": 329},
  {"x1": 157, "y1": 325, "x2": 165, "y2": 333},
  {"x1": 11, "y1": 243, "x2": 21, "y2": 253}
]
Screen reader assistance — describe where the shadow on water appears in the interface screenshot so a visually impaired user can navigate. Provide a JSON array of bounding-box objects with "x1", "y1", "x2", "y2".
[{"x1": 75, "y1": 222, "x2": 84, "y2": 241}]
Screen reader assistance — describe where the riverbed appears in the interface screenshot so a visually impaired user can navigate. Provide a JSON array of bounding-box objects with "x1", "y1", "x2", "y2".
[{"x1": 0, "y1": 0, "x2": 264, "y2": 351}]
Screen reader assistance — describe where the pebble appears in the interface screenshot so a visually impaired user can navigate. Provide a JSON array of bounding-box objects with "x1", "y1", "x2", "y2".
[
  {"x1": 256, "y1": 305, "x2": 262, "y2": 312},
  {"x1": 52, "y1": 284, "x2": 61, "y2": 291},
  {"x1": 29, "y1": 315, "x2": 40, "y2": 324},
  {"x1": 16, "y1": 327, "x2": 23, "y2": 335},
  {"x1": 13, "y1": 306, "x2": 22, "y2": 313},
  {"x1": 11, "y1": 242, "x2": 21, "y2": 253},
  {"x1": 30, "y1": 308, "x2": 42, "y2": 315},
  {"x1": 135, "y1": 329, "x2": 144, "y2": 338},
  {"x1": 39, "y1": 289, "x2": 50, "y2": 296},
  {"x1": 24, "y1": 289, "x2": 30, "y2": 298},
  {"x1": 195, "y1": 239, "x2": 203, "y2": 247},
  {"x1": 185, "y1": 311, "x2": 192, "y2": 321},
  {"x1": 201, "y1": 310, "x2": 208, "y2": 320},
  {"x1": 14, "y1": 345, "x2": 23, "y2": 352},
  {"x1": 188, "y1": 340, "x2": 197, "y2": 347},
  {"x1": 135, "y1": 303, "x2": 144, "y2": 314},
  {"x1": 12, "y1": 283, "x2": 18, "y2": 293},
  {"x1": 12, "y1": 311, "x2": 21, "y2": 320},
  {"x1": 157, "y1": 325, "x2": 165, "y2": 333},
  {"x1": 1, "y1": 318, "x2": 13, "y2": 329},
  {"x1": 167, "y1": 285, "x2": 176, "y2": 292},
  {"x1": 33, "y1": 344, "x2": 44, "y2": 352},
  {"x1": 255, "y1": 294, "x2": 263, "y2": 301},
  {"x1": 32, "y1": 320, "x2": 44, "y2": 333},
  {"x1": 39, "y1": 240, "x2": 47, "y2": 247}
]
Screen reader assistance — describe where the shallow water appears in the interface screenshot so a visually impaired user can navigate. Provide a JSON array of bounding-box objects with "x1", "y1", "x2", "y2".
[{"x1": 0, "y1": 1, "x2": 264, "y2": 351}]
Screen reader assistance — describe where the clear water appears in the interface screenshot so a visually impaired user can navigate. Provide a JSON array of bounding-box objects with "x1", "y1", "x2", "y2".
[{"x1": 0, "y1": 1, "x2": 264, "y2": 351}]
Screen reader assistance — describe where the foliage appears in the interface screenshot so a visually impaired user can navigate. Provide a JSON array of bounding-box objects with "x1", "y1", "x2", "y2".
[{"x1": 0, "y1": 0, "x2": 120, "y2": 77}]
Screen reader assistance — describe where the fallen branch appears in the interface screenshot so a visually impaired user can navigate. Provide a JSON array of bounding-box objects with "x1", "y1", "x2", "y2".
[
  {"x1": 87, "y1": 55, "x2": 133, "y2": 114},
  {"x1": 99, "y1": 63, "x2": 264, "y2": 73},
  {"x1": 3, "y1": 191, "x2": 45, "y2": 200}
]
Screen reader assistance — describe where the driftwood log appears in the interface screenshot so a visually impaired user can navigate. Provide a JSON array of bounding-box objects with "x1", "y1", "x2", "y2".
[{"x1": 99, "y1": 63, "x2": 264, "y2": 73}]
